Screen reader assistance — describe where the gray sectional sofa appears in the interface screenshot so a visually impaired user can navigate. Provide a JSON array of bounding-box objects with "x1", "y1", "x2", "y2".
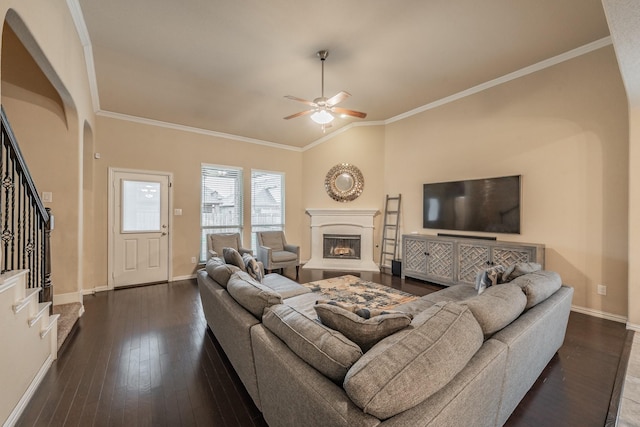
[{"x1": 197, "y1": 257, "x2": 573, "y2": 427}]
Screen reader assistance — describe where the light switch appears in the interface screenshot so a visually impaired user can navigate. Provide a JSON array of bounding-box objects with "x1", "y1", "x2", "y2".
[
  {"x1": 42, "y1": 192, "x2": 53, "y2": 203},
  {"x1": 174, "y1": 208, "x2": 183, "y2": 216}
]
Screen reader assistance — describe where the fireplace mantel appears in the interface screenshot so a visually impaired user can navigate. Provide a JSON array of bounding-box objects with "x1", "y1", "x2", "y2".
[{"x1": 304, "y1": 209, "x2": 380, "y2": 272}]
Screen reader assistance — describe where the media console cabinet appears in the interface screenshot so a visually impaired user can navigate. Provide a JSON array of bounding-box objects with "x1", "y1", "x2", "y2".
[{"x1": 402, "y1": 234, "x2": 545, "y2": 287}]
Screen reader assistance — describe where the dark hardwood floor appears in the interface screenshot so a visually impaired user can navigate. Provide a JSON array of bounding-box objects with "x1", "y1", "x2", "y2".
[{"x1": 16, "y1": 267, "x2": 627, "y2": 426}]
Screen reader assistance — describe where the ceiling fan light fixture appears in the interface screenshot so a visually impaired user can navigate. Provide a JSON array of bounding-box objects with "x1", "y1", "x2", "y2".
[{"x1": 311, "y1": 109, "x2": 334, "y2": 124}]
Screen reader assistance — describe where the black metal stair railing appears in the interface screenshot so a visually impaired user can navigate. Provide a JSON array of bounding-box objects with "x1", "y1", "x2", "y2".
[{"x1": 0, "y1": 106, "x2": 52, "y2": 306}]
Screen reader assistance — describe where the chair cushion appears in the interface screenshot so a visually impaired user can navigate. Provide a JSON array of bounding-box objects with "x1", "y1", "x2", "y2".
[
  {"x1": 263, "y1": 304, "x2": 363, "y2": 382},
  {"x1": 223, "y1": 247, "x2": 246, "y2": 271},
  {"x1": 242, "y1": 253, "x2": 264, "y2": 282},
  {"x1": 205, "y1": 257, "x2": 241, "y2": 289},
  {"x1": 261, "y1": 232, "x2": 284, "y2": 251},
  {"x1": 343, "y1": 302, "x2": 483, "y2": 419},
  {"x1": 227, "y1": 271, "x2": 282, "y2": 319},
  {"x1": 461, "y1": 283, "x2": 527, "y2": 338},
  {"x1": 314, "y1": 301, "x2": 412, "y2": 351},
  {"x1": 271, "y1": 250, "x2": 297, "y2": 263},
  {"x1": 510, "y1": 270, "x2": 562, "y2": 309}
]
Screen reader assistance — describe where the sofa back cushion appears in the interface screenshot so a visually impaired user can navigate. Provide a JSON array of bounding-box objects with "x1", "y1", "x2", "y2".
[
  {"x1": 227, "y1": 271, "x2": 282, "y2": 319},
  {"x1": 263, "y1": 304, "x2": 363, "y2": 382},
  {"x1": 462, "y1": 283, "x2": 527, "y2": 338},
  {"x1": 205, "y1": 257, "x2": 241, "y2": 289},
  {"x1": 343, "y1": 302, "x2": 483, "y2": 419},
  {"x1": 314, "y1": 302, "x2": 412, "y2": 352},
  {"x1": 510, "y1": 270, "x2": 562, "y2": 309}
]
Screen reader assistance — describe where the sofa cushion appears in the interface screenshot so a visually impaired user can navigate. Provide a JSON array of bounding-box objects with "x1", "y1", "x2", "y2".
[
  {"x1": 262, "y1": 273, "x2": 311, "y2": 299},
  {"x1": 227, "y1": 271, "x2": 282, "y2": 319},
  {"x1": 263, "y1": 304, "x2": 363, "y2": 382},
  {"x1": 461, "y1": 283, "x2": 527, "y2": 338},
  {"x1": 314, "y1": 301, "x2": 412, "y2": 351},
  {"x1": 343, "y1": 302, "x2": 483, "y2": 419},
  {"x1": 223, "y1": 247, "x2": 246, "y2": 271},
  {"x1": 242, "y1": 253, "x2": 264, "y2": 282},
  {"x1": 261, "y1": 233, "x2": 284, "y2": 251},
  {"x1": 510, "y1": 270, "x2": 562, "y2": 309},
  {"x1": 205, "y1": 257, "x2": 241, "y2": 289},
  {"x1": 502, "y1": 262, "x2": 542, "y2": 282}
]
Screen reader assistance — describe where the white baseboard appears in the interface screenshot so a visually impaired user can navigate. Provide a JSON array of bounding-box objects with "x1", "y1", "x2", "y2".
[
  {"x1": 571, "y1": 304, "x2": 627, "y2": 323},
  {"x1": 4, "y1": 354, "x2": 54, "y2": 427},
  {"x1": 171, "y1": 274, "x2": 197, "y2": 281},
  {"x1": 626, "y1": 322, "x2": 640, "y2": 332},
  {"x1": 82, "y1": 286, "x2": 109, "y2": 295},
  {"x1": 53, "y1": 291, "x2": 82, "y2": 305}
]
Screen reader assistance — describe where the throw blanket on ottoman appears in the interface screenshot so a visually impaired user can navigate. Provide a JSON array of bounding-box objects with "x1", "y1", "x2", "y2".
[{"x1": 302, "y1": 275, "x2": 418, "y2": 310}]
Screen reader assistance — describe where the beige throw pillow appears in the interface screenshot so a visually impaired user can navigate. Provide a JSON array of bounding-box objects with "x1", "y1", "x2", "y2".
[{"x1": 223, "y1": 247, "x2": 246, "y2": 271}]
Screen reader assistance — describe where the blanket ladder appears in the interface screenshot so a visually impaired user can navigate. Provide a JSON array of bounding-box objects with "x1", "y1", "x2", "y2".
[{"x1": 379, "y1": 194, "x2": 401, "y2": 273}]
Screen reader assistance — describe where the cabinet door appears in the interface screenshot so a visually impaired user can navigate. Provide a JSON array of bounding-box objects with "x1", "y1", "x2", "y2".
[
  {"x1": 457, "y1": 242, "x2": 491, "y2": 285},
  {"x1": 425, "y1": 240, "x2": 455, "y2": 283},
  {"x1": 404, "y1": 237, "x2": 428, "y2": 276},
  {"x1": 491, "y1": 246, "x2": 535, "y2": 268}
]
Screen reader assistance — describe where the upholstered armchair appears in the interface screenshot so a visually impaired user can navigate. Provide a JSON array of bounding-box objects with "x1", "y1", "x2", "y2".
[
  {"x1": 256, "y1": 231, "x2": 300, "y2": 278},
  {"x1": 206, "y1": 232, "x2": 252, "y2": 260}
]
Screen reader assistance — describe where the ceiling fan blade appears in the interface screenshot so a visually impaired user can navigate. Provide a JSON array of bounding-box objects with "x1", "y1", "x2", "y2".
[
  {"x1": 283, "y1": 109, "x2": 314, "y2": 120},
  {"x1": 332, "y1": 107, "x2": 367, "y2": 119},
  {"x1": 284, "y1": 95, "x2": 317, "y2": 107},
  {"x1": 326, "y1": 91, "x2": 351, "y2": 107}
]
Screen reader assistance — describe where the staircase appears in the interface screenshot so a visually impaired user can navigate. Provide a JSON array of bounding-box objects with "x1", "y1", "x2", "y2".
[
  {"x1": 1, "y1": 270, "x2": 59, "y2": 426},
  {"x1": 0, "y1": 107, "x2": 59, "y2": 427}
]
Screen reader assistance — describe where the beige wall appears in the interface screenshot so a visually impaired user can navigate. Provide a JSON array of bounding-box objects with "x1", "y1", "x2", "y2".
[
  {"x1": 301, "y1": 125, "x2": 386, "y2": 261},
  {"x1": 383, "y1": 46, "x2": 628, "y2": 316},
  {"x1": 92, "y1": 115, "x2": 303, "y2": 288},
  {"x1": 0, "y1": 0, "x2": 95, "y2": 301}
]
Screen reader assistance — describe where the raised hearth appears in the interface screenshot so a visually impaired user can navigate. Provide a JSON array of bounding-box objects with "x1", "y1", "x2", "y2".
[{"x1": 304, "y1": 209, "x2": 379, "y2": 272}]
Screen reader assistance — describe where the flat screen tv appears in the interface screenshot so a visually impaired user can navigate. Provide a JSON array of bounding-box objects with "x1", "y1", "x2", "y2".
[{"x1": 423, "y1": 175, "x2": 521, "y2": 234}]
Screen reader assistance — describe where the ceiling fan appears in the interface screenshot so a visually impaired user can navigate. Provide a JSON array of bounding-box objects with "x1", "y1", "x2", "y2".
[{"x1": 284, "y1": 50, "x2": 367, "y2": 131}]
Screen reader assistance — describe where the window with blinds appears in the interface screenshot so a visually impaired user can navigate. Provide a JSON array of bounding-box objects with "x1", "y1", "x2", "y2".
[
  {"x1": 200, "y1": 164, "x2": 243, "y2": 261},
  {"x1": 251, "y1": 170, "x2": 285, "y2": 252}
]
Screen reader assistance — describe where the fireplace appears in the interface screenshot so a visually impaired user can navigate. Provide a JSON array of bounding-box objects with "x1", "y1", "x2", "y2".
[
  {"x1": 304, "y1": 209, "x2": 379, "y2": 272},
  {"x1": 323, "y1": 234, "x2": 361, "y2": 260}
]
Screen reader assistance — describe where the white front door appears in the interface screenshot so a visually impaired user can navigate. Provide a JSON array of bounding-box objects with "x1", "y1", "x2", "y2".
[{"x1": 110, "y1": 170, "x2": 170, "y2": 287}]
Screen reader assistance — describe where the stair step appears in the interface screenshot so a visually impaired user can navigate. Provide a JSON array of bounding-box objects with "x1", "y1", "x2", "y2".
[
  {"x1": 29, "y1": 302, "x2": 52, "y2": 328},
  {"x1": 13, "y1": 287, "x2": 41, "y2": 314},
  {"x1": 40, "y1": 314, "x2": 60, "y2": 339}
]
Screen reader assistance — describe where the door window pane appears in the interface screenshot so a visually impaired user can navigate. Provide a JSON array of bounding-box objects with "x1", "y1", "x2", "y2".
[{"x1": 122, "y1": 180, "x2": 161, "y2": 232}]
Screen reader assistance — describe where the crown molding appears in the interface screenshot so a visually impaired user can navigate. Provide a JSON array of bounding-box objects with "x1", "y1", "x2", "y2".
[
  {"x1": 65, "y1": 0, "x2": 612, "y2": 151},
  {"x1": 97, "y1": 110, "x2": 302, "y2": 152},
  {"x1": 385, "y1": 36, "x2": 612, "y2": 125},
  {"x1": 66, "y1": 0, "x2": 100, "y2": 112}
]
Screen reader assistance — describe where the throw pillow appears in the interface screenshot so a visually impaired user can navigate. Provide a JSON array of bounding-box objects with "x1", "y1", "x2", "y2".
[
  {"x1": 314, "y1": 302, "x2": 413, "y2": 352},
  {"x1": 227, "y1": 271, "x2": 282, "y2": 319},
  {"x1": 263, "y1": 304, "x2": 362, "y2": 382},
  {"x1": 501, "y1": 262, "x2": 542, "y2": 282},
  {"x1": 242, "y1": 253, "x2": 264, "y2": 282},
  {"x1": 223, "y1": 247, "x2": 246, "y2": 271},
  {"x1": 475, "y1": 264, "x2": 505, "y2": 294},
  {"x1": 343, "y1": 302, "x2": 484, "y2": 419}
]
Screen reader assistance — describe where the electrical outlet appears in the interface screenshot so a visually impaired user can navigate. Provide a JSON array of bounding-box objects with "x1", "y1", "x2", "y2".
[
  {"x1": 597, "y1": 284, "x2": 607, "y2": 296},
  {"x1": 191, "y1": 257, "x2": 197, "y2": 264}
]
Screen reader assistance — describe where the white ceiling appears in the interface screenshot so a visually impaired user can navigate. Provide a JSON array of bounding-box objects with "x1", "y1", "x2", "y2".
[{"x1": 75, "y1": 0, "x2": 611, "y2": 148}]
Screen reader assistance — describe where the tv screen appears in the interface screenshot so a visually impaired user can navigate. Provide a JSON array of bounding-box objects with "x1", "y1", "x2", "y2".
[{"x1": 423, "y1": 175, "x2": 521, "y2": 234}]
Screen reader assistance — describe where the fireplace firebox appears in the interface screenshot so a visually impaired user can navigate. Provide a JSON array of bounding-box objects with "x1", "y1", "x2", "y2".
[{"x1": 323, "y1": 234, "x2": 361, "y2": 260}]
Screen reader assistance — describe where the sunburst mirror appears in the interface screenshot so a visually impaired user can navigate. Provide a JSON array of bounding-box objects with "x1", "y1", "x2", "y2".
[{"x1": 324, "y1": 163, "x2": 364, "y2": 202}]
